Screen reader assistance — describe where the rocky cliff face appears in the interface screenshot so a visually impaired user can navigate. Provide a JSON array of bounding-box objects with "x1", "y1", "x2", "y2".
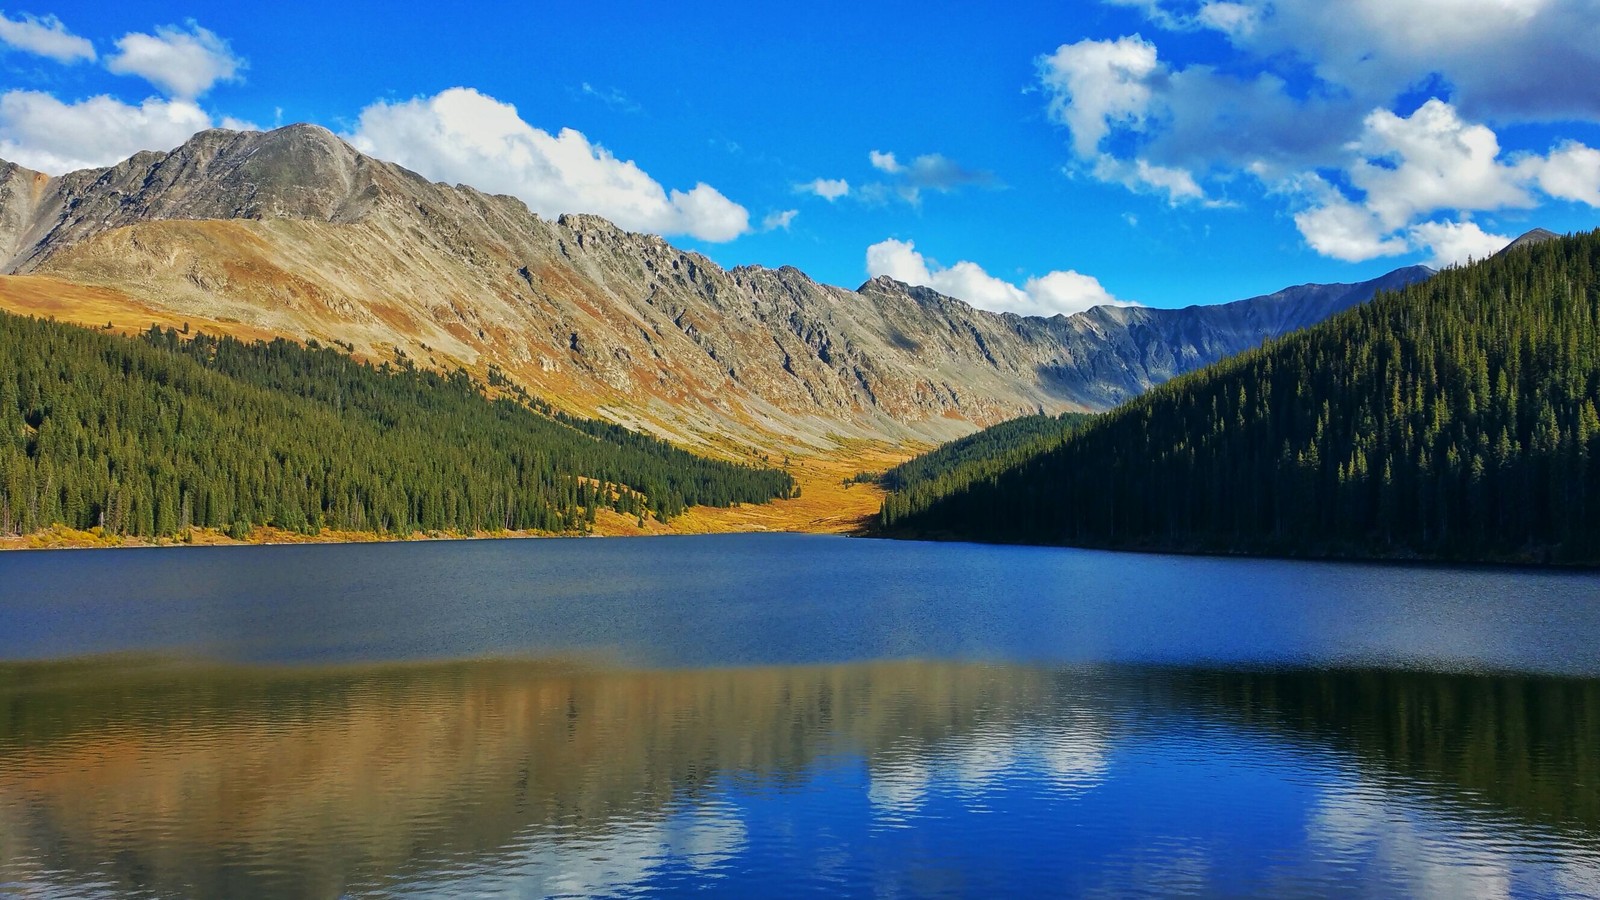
[{"x1": 0, "y1": 124, "x2": 1432, "y2": 449}]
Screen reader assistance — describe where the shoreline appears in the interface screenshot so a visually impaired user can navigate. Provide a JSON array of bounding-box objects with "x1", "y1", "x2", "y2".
[{"x1": 0, "y1": 518, "x2": 858, "y2": 553}]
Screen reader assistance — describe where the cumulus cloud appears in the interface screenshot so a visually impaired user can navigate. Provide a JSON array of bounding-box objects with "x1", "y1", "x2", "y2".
[
  {"x1": 1037, "y1": 34, "x2": 1357, "y2": 196},
  {"x1": 1195, "y1": 2, "x2": 1259, "y2": 35},
  {"x1": 106, "y1": 23, "x2": 243, "y2": 99},
  {"x1": 868, "y1": 150, "x2": 902, "y2": 173},
  {"x1": 1039, "y1": 19, "x2": 1600, "y2": 264},
  {"x1": 0, "y1": 11, "x2": 94, "y2": 63},
  {"x1": 1121, "y1": 0, "x2": 1600, "y2": 122},
  {"x1": 1041, "y1": 1, "x2": 1600, "y2": 228},
  {"x1": 1291, "y1": 184, "x2": 1409, "y2": 263},
  {"x1": 797, "y1": 177, "x2": 849, "y2": 200},
  {"x1": 1288, "y1": 100, "x2": 1595, "y2": 263},
  {"x1": 866, "y1": 238, "x2": 1127, "y2": 318},
  {"x1": 761, "y1": 209, "x2": 798, "y2": 231},
  {"x1": 1038, "y1": 35, "x2": 1161, "y2": 160},
  {"x1": 1528, "y1": 141, "x2": 1600, "y2": 206},
  {"x1": 1409, "y1": 220, "x2": 1512, "y2": 268},
  {"x1": 219, "y1": 115, "x2": 261, "y2": 133},
  {"x1": 0, "y1": 90, "x2": 211, "y2": 173},
  {"x1": 1349, "y1": 100, "x2": 1533, "y2": 230},
  {"x1": 1092, "y1": 154, "x2": 1206, "y2": 205},
  {"x1": 347, "y1": 87, "x2": 750, "y2": 242}
]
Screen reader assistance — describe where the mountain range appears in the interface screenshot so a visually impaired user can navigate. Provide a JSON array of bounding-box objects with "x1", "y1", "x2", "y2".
[{"x1": 0, "y1": 124, "x2": 1432, "y2": 451}]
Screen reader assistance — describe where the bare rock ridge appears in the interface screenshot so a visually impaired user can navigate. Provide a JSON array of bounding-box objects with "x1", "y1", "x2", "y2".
[{"x1": 0, "y1": 124, "x2": 1433, "y2": 449}]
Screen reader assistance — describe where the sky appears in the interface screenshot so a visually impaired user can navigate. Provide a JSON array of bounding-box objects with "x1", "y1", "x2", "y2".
[{"x1": 3, "y1": 0, "x2": 1600, "y2": 314}]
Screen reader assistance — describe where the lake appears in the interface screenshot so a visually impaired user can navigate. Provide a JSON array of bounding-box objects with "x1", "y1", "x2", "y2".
[{"x1": 1, "y1": 534, "x2": 1598, "y2": 897}]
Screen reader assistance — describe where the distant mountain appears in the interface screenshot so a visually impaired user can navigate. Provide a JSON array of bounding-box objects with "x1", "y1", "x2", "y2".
[
  {"x1": 0, "y1": 124, "x2": 1430, "y2": 449},
  {"x1": 880, "y1": 229, "x2": 1600, "y2": 565},
  {"x1": 1498, "y1": 227, "x2": 1562, "y2": 255},
  {"x1": 1031, "y1": 264, "x2": 1434, "y2": 407}
]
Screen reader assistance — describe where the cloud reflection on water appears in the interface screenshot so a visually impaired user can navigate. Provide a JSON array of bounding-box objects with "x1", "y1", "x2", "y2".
[{"x1": 0, "y1": 657, "x2": 1595, "y2": 898}]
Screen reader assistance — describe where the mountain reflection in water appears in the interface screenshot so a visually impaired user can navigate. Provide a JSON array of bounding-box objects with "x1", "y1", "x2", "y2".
[{"x1": 1, "y1": 657, "x2": 1597, "y2": 898}]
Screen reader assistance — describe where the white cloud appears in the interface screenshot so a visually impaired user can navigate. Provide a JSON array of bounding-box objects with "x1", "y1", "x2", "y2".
[
  {"x1": 1038, "y1": 36, "x2": 1161, "y2": 160},
  {"x1": 1038, "y1": 33, "x2": 1357, "y2": 193},
  {"x1": 860, "y1": 150, "x2": 996, "y2": 205},
  {"x1": 1288, "y1": 100, "x2": 1593, "y2": 262},
  {"x1": 0, "y1": 90, "x2": 212, "y2": 173},
  {"x1": 865, "y1": 238, "x2": 1127, "y2": 318},
  {"x1": 1123, "y1": 0, "x2": 1600, "y2": 122},
  {"x1": 1026, "y1": 270, "x2": 1129, "y2": 316},
  {"x1": 1092, "y1": 154, "x2": 1206, "y2": 205},
  {"x1": 0, "y1": 11, "x2": 94, "y2": 63},
  {"x1": 1349, "y1": 100, "x2": 1532, "y2": 231},
  {"x1": 347, "y1": 87, "x2": 750, "y2": 242},
  {"x1": 797, "y1": 177, "x2": 849, "y2": 201},
  {"x1": 1292, "y1": 192, "x2": 1409, "y2": 263},
  {"x1": 1107, "y1": 0, "x2": 1260, "y2": 35},
  {"x1": 1041, "y1": 2, "x2": 1600, "y2": 226},
  {"x1": 1527, "y1": 141, "x2": 1600, "y2": 206},
  {"x1": 1196, "y1": 2, "x2": 1259, "y2": 35},
  {"x1": 106, "y1": 23, "x2": 243, "y2": 99},
  {"x1": 761, "y1": 209, "x2": 797, "y2": 231},
  {"x1": 1409, "y1": 220, "x2": 1512, "y2": 268}
]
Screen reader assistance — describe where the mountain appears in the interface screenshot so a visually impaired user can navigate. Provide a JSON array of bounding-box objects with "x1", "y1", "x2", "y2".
[
  {"x1": 1498, "y1": 227, "x2": 1561, "y2": 255},
  {"x1": 879, "y1": 229, "x2": 1600, "y2": 565},
  {"x1": 0, "y1": 124, "x2": 1430, "y2": 451}
]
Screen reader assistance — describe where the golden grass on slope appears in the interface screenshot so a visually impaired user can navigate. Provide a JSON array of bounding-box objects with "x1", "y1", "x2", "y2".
[
  {"x1": 586, "y1": 442, "x2": 915, "y2": 537},
  {"x1": 0, "y1": 275, "x2": 287, "y2": 344}
]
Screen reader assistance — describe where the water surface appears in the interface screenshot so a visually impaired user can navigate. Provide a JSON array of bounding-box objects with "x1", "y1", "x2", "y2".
[{"x1": 1, "y1": 535, "x2": 1597, "y2": 897}]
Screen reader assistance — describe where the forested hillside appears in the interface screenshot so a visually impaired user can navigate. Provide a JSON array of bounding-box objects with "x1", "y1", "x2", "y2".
[
  {"x1": 877, "y1": 412, "x2": 1092, "y2": 526},
  {"x1": 880, "y1": 230, "x2": 1600, "y2": 565},
  {"x1": 0, "y1": 314, "x2": 792, "y2": 540}
]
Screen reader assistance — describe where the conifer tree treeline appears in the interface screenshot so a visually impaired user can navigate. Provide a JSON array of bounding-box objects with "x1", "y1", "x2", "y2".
[
  {"x1": 881, "y1": 230, "x2": 1600, "y2": 564},
  {"x1": 0, "y1": 315, "x2": 792, "y2": 538},
  {"x1": 877, "y1": 411, "x2": 1092, "y2": 525}
]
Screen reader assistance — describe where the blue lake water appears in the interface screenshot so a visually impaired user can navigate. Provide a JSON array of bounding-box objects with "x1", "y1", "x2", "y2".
[{"x1": 1, "y1": 534, "x2": 1598, "y2": 897}]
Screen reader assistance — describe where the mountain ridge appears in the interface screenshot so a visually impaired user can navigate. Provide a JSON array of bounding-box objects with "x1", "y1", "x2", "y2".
[{"x1": 0, "y1": 124, "x2": 1433, "y2": 450}]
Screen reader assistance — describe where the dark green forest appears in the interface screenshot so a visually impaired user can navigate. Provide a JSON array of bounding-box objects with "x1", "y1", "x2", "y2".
[
  {"x1": 881, "y1": 230, "x2": 1600, "y2": 565},
  {"x1": 0, "y1": 313, "x2": 791, "y2": 539},
  {"x1": 877, "y1": 411, "x2": 1092, "y2": 525}
]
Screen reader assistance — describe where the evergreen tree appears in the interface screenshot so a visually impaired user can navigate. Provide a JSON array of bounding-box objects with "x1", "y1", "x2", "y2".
[
  {"x1": 881, "y1": 230, "x2": 1600, "y2": 565},
  {"x1": 0, "y1": 315, "x2": 792, "y2": 540}
]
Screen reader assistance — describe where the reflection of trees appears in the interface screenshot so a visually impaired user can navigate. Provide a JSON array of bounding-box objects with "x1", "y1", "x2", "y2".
[
  {"x1": 1152, "y1": 668, "x2": 1600, "y2": 834},
  {"x1": 0, "y1": 658, "x2": 1059, "y2": 897},
  {"x1": 2, "y1": 658, "x2": 1595, "y2": 897}
]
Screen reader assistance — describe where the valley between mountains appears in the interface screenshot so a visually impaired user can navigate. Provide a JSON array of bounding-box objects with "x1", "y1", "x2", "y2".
[{"x1": 0, "y1": 124, "x2": 1433, "y2": 546}]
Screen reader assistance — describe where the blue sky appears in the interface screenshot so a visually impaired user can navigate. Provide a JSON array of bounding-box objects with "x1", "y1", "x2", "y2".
[{"x1": 3, "y1": 1, "x2": 1600, "y2": 313}]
